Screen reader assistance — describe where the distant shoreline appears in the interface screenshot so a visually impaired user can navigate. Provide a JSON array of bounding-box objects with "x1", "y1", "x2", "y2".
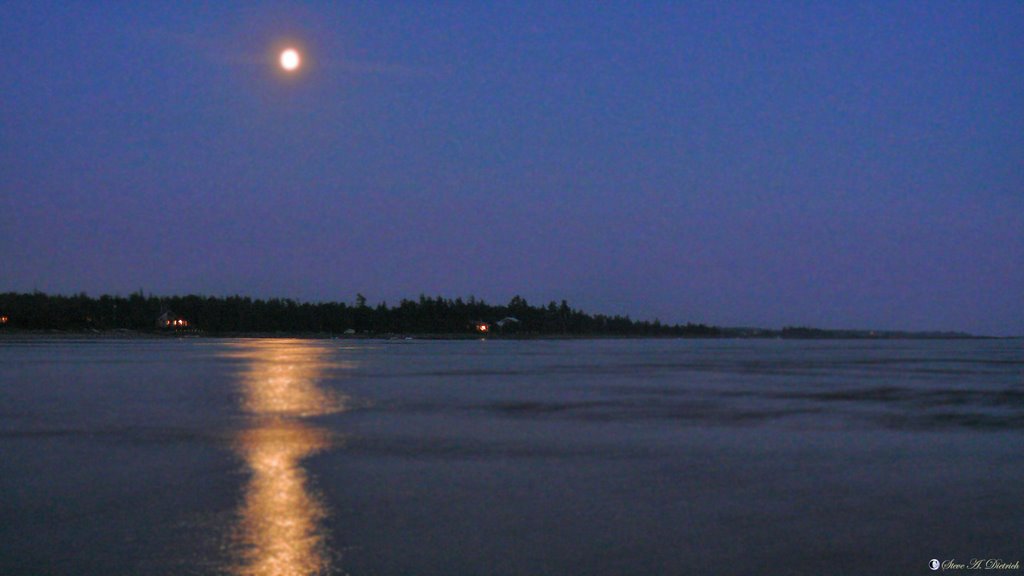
[
  {"x1": 0, "y1": 292, "x2": 997, "y2": 339},
  {"x1": 0, "y1": 328, "x2": 1001, "y2": 341}
]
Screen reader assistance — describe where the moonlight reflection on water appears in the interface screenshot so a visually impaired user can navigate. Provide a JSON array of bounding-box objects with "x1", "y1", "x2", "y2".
[{"x1": 223, "y1": 340, "x2": 350, "y2": 576}]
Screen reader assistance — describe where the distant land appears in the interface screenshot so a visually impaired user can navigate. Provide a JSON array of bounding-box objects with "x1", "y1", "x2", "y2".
[{"x1": 0, "y1": 291, "x2": 981, "y2": 339}]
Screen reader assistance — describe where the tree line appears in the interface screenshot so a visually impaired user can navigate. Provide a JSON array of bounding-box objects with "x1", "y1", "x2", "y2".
[{"x1": 0, "y1": 291, "x2": 719, "y2": 337}]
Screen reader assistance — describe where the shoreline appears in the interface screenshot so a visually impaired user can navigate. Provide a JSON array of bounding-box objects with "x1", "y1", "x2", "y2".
[{"x1": 0, "y1": 328, "x2": 1005, "y2": 341}]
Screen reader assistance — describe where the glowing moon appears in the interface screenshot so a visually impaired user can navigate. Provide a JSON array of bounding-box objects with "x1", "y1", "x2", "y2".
[{"x1": 280, "y1": 48, "x2": 301, "y2": 71}]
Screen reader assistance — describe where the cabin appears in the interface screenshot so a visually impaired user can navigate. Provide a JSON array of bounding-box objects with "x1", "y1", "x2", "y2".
[
  {"x1": 156, "y1": 311, "x2": 189, "y2": 329},
  {"x1": 495, "y1": 317, "x2": 520, "y2": 331}
]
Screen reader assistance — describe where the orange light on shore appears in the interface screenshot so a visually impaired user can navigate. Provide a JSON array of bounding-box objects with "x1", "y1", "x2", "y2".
[{"x1": 0, "y1": 315, "x2": 8, "y2": 325}]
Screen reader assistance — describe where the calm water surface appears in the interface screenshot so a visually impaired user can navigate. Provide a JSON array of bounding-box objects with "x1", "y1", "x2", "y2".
[{"x1": 1, "y1": 338, "x2": 1021, "y2": 575}]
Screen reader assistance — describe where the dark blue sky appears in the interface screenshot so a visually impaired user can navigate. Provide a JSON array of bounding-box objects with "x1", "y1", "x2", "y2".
[{"x1": 2, "y1": 2, "x2": 1021, "y2": 335}]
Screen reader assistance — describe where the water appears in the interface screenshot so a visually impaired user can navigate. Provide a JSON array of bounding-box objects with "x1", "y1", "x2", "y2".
[{"x1": 1, "y1": 337, "x2": 1021, "y2": 575}]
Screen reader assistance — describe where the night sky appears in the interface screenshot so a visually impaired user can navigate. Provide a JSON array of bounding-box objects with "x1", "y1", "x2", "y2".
[{"x1": 2, "y1": 2, "x2": 1021, "y2": 335}]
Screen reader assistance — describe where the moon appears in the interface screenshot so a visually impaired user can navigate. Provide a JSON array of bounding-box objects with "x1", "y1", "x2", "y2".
[{"x1": 280, "y1": 48, "x2": 301, "y2": 71}]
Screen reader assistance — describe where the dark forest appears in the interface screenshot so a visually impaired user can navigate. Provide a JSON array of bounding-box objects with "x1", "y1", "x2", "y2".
[
  {"x1": 0, "y1": 292, "x2": 718, "y2": 337},
  {"x1": 0, "y1": 292, "x2": 978, "y2": 338}
]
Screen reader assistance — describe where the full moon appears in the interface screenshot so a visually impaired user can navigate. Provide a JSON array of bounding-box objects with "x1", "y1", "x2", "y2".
[{"x1": 280, "y1": 48, "x2": 301, "y2": 71}]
